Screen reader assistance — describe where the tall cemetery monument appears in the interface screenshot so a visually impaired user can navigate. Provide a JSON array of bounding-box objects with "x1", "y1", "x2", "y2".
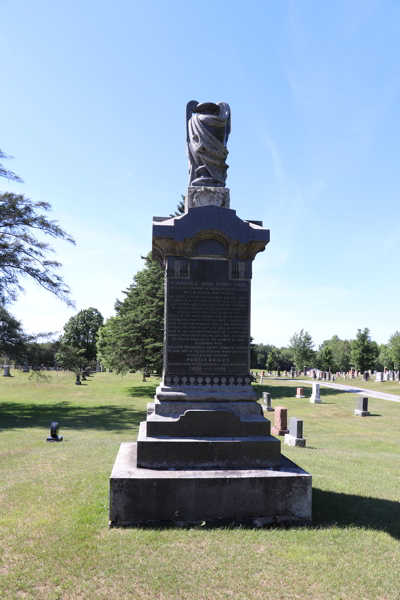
[{"x1": 109, "y1": 101, "x2": 312, "y2": 525}]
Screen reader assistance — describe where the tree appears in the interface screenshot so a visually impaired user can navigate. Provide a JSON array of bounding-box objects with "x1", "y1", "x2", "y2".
[
  {"x1": 316, "y1": 342, "x2": 333, "y2": 371},
  {"x1": 0, "y1": 150, "x2": 75, "y2": 305},
  {"x1": 0, "y1": 150, "x2": 23, "y2": 183},
  {"x1": 350, "y1": 328, "x2": 378, "y2": 373},
  {"x1": 96, "y1": 254, "x2": 164, "y2": 374},
  {"x1": 169, "y1": 195, "x2": 185, "y2": 218},
  {"x1": 55, "y1": 343, "x2": 86, "y2": 372},
  {"x1": 62, "y1": 307, "x2": 104, "y2": 363},
  {"x1": 266, "y1": 352, "x2": 276, "y2": 372},
  {"x1": 388, "y1": 332, "x2": 400, "y2": 370},
  {"x1": 0, "y1": 305, "x2": 27, "y2": 361},
  {"x1": 329, "y1": 335, "x2": 351, "y2": 372},
  {"x1": 288, "y1": 329, "x2": 315, "y2": 369}
]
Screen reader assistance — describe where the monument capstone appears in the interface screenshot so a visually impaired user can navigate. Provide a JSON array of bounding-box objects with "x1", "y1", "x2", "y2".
[{"x1": 109, "y1": 101, "x2": 312, "y2": 526}]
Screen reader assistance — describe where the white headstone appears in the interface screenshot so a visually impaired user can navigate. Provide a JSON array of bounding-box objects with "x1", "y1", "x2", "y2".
[{"x1": 310, "y1": 382, "x2": 321, "y2": 403}]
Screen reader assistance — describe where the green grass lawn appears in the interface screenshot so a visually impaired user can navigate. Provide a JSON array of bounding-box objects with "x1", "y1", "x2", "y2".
[
  {"x1": 1, "y1": 371, "x2": 399, "y2": 600},
  {"x1": 254, "y1": 372, "x2": 400, "y2": 396}
]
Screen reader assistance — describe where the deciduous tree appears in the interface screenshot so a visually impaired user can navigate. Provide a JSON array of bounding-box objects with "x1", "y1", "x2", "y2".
[
  {"x1": 388, "y1": 332, "x2": 400, "y2": 370},
  {"x1": 288, "y1": 329, "x2": 315, "y2": 369},
  {"x1": 62, "y1": 307, "x2": 104, "y2": 363}
]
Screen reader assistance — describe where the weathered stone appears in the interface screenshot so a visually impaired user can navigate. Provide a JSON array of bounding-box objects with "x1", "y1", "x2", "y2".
[
  {"x1": 284, "y1": 417, "x2": 306, "y2": 448},
  {"x1": 109, "y1": 101, "x2": 311, "y2": 526},
  {"x1": 186, "y1": 186, "x2": 230, "y2": 211},
  {"x1": 186, "y1": 101, "x2": 231, "y2": 188},
  {"x1": 262, "y1": 391, "x2": 274, "y2": 412},
  {"x1": 3, "y1": 365, "x2": 11, "y2": 377},
  {"x1": 295, "y1": 387, "x2": 305, "y2": 398},
  {"x1": 354, "y1": 396, "x2": 370, "y2": 417},
  {"x1": 109, "y1": 443, "x2": 312, "y2": 526},
  {"x1": 310, "y1": 382, "x2": 321, "y2": 403},
  {"x1": 271, "y1": 406, "x2": 289, "y2": 436}
]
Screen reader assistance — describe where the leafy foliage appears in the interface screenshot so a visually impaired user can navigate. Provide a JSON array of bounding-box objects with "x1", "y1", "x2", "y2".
[
  {"x1": 388, "y1": 331, "x2": 400, "y2": 370},
  {"x1": 62, "y1": 307, "x2": 104, "y2": 363},
  {"x1": 96, "y1": 253, "x2": 164, "y2": 374},
  {"x1": 55, "y1": 343, "x2": 86, "y2": 372},
  {"x1": 288, "y1": 329, "x2": 315, "y2": 369}
]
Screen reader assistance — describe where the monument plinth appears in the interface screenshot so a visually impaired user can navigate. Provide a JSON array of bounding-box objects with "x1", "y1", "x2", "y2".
[{"x1": 109, "y1": 101, "x2": 312, "y2": 526}]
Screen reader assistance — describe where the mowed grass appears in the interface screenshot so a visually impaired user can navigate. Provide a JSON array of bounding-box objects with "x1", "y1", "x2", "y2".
[
  {"x1": 253, "y1": 371, "x2": 400, "y2": 396},
  {"x1": 0, "y1": 371, "x2": 399, "y2": 600}
]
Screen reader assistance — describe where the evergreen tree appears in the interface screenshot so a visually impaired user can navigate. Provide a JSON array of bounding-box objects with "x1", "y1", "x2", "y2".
[
  {"x1": 350, "y1": 328, "x2": 378, "y2": 372},
  {"x1": 0, "y1": 305, "x2": 27, "y2": 361},
  {"x1": 96, "y1": 254, "x2": 164, "y2": 374},
  {"x1": 0, "y1": 150, "x2": 75, "y2": 305}
]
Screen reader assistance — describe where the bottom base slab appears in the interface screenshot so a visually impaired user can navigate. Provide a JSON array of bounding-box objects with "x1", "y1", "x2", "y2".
[{"x1": 109, "y1": 443, "x2": 312, "y2": 526}]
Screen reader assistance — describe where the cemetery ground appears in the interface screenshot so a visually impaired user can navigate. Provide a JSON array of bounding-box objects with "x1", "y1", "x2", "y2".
[{"x1": 0, "y1": 372, "x2": 399, "y2": 600}]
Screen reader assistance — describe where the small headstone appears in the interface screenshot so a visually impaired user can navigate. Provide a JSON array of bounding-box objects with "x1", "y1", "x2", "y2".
[
  {"x1": 363, "y1": 371, "x2": 369, "y2": 381},
  {"x1": 46, "y1": 422, "x2": 63, "y2": 442},
  {"x1": 75, "y1": 373, "x2": 81, "y2": 385},
  {"x1": 284, "y1": 417, "x2": 306, "y2": 447},
  {"x1": 295, "y1": 387, "x2": 305, "y2": 398},
  {"x1": 354, "y1": 396, "x2": 370, "y2": 417},
  {"x1": 262, "y1": 391, "x2": 274, "y2": 412},
  {"x1": 3, "y1": 365, "x2": 11, "y2": 377},
  {"x1": 271, "y1": 406, "x2": 289, "y2": 436},
  {"x1": 310, "y1": 382, "x2": 321, "y2": 403},
  {"x1": 23, "y1": 359, "x2": 29, "y2": 373},
  {"x1": 81, "y1": 371, "x2": 87, "y2": 381},
  {"x1": 291, "y1": 370, "x2": 295, "y2": 378}
]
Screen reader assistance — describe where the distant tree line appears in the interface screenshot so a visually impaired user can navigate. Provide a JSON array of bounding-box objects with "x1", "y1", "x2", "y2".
[{"x1": 251, "y1": 328, "x2": 400, "y2": 373}]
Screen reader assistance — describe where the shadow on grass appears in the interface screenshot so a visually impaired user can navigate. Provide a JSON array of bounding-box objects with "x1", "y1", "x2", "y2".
[
  {"x1": 312, "y1": 488, "x2": 400, "y2": 539},
  {"x1": 130, "y1": 489, "x2": 400, "y2": 538},
  {"x1": 126, "y1": 385, "x2": 157, "y2": 399},
  {"x1": 254, "y1": 384, "x2": 344, "y2": 401},
  {"x1": 0, "y1": 401, "x2": 146, "y2": 432}
]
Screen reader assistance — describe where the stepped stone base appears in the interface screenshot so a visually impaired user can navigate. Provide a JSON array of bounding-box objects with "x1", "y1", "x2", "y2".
[
  {"x1": 109, "y1": 443, "x2": 312, "y2": 526},
  {"x1": 155, "y1": 384, "x2": 257, "y2": 402},
  {"x1": 354, "y1": 409, "x2": 370, "y2": 417}
]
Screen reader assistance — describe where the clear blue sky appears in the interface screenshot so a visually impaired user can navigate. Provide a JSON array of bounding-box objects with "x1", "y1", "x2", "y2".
[{"x1": 1, "y1": 0, "x2": 399, "y2": 348}]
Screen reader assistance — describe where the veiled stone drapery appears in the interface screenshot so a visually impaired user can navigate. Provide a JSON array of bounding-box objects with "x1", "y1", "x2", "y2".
[{"x1": 187, "y1": 102, "x2": 231, "y2": 187}]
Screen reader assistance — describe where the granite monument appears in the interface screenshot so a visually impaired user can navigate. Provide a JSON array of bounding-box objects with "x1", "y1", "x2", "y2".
[{"x1": 109, "y1": 101, "x2": 311, "y2": 526}]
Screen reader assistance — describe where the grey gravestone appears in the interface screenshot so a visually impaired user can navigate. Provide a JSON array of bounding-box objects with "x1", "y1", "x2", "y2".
[
  {"x1": 262, "y1": 391, "x2": 274, "y2": 412},
  {"x1": 75, "y1": 373, "x2": 81, "y2": 386},
  {"x1": 109, "y1": 101, "x2": 312, "y2": 526},
  {"x1": 284, "y1": 417, "x2": 306, "y2": 447},
  {"x1": 354, "y1": 396, "x2": 370, "y2": 417},
  {"x1": 23, "y1": 359, "x2": 29, "y2": 373},
  {"x1": 3, "y1": 365, "x2": 11, "y2": 377}
]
